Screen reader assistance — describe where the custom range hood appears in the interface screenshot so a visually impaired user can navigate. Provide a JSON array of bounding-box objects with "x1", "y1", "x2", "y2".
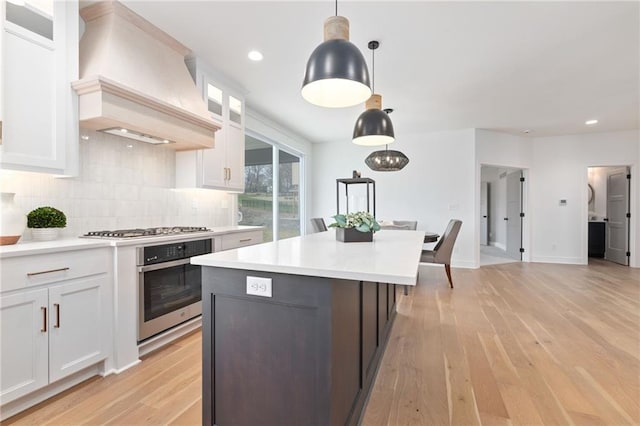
[{"x1": 72, "y1": 1, "x2": 219, "y2": 150}]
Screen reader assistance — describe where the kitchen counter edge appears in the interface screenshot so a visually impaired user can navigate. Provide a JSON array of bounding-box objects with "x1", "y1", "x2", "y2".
[{"x1": 0, "y1": 226, "x2": 264, "y2": 258}]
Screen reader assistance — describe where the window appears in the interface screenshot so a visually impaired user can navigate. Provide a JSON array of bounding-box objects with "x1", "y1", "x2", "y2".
[{"x1": 239, "y1": 133, "x2": 303, "y2": 241}]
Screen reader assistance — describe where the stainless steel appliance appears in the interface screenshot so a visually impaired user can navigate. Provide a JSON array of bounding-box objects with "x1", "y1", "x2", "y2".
[
  {"x1": 82, "y1": 226, "x2": 210, "y2": 239},
  {"x1": 137, "y1": 238, "x2": 212, "y2": 341}
]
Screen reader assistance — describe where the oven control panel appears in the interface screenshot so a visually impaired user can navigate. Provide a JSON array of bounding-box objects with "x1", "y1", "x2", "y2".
[{"x1": 138, "y1": 239, "x2": 212, "y2": 265}]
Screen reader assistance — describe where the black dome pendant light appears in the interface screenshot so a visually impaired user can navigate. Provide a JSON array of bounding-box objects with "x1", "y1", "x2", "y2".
[
  {"x1": 364, "y1": 109, "x2": 409, "y2": 172},
  {"x1": 301, "y1": 0, "x2": 372, "y2": 108},
  {"x1": 352, "y1": 41, "x2": 395, "y2": 146}
]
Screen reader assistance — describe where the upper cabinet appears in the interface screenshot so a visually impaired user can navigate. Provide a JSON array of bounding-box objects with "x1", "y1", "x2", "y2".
[
  {"x1": 176, "y1": 58, "x2": 245, "y2": 192},
  {"x1": 0, "y1": 0, "x2": 79, "y2": 175}
]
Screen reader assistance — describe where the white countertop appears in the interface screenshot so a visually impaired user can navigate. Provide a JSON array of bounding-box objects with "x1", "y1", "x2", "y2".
[
  {"x1": 0, "y1": 238, "x2": 111, "y2": 258},
  {"x1": 0, "y1": 226, "x2": 263, "y2": 258},
  {"x1": 191, "y1": 229, "x2": 425, "y2": 285}
]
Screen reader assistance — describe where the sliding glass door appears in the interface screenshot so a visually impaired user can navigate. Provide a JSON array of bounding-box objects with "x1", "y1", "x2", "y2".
[
  {"x1": 278, "y1": 151, "x2": 300, "y2": 239},
  {"x1": 239, "y1": 133, "x2": 302, "y2": 241}
]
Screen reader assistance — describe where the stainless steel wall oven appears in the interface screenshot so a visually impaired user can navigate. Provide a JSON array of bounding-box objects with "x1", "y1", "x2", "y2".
[{"x1": 137, "y1": 239, "x2": 212, "y2": 341}]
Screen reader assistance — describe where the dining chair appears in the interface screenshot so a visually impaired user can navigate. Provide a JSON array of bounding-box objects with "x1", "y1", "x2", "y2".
[
  {"x1": 419, "y1": 219, "x2": 463, "y2": 289},
  {"x1": 310, "y1": 218, "x2": 328, "y2": 233}
]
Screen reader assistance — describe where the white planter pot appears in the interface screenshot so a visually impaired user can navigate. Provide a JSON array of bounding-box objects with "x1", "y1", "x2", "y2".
[
  {"x1": 31, "y1": 228, "x2": 61, "y2": 242},
  {"x1": 0, "y1": 192, "x2": 26, "y2": 245}
]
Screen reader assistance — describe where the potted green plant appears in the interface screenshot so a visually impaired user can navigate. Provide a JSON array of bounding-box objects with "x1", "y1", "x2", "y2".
[
  {"x1": 27, "y1": 206, "x2": 67, "y2": 241},
  {"x1": 329, "y1": 211, "x2": 381, "y2": 242}
]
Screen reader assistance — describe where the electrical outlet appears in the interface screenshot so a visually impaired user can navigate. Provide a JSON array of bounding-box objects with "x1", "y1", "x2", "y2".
[{"x1": 246, "y1": 276, "x2": 272, "y2": 297}]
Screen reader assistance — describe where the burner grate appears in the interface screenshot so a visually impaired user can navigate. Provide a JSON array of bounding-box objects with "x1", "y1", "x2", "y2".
[{"x1": 82, "y1": 226, "x2": 211, "y2": 239}]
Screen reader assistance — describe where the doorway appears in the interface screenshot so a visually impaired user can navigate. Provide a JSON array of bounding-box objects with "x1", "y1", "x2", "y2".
[
  {"x1": 587, "y1": 166, "x2": 631, "y2": 266},
  {"x1": 480, "y1": 166, "x2": 525, "y2": 266},
  {"x1": 239, "y1": 133, "x2": 303, "y2": 242}
]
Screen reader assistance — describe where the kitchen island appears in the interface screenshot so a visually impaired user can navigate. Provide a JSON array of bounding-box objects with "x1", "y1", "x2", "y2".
[{"x1": 191, "y1": 229, "x2": 425, "y2": 426}]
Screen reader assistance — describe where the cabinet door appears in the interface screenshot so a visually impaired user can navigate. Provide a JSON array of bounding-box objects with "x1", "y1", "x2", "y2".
[
  {"x1": 1, "y1": 1, "x2": 77, "y2": 173},
  {"x1": 0, "y1": 289, "x2": 49, "y2": 404},
  {"x1": 226, "y1": 123, "x2": 245, "y2": 191},
  {"x1": 201, "y1": 126, "x2": 228, "y2": 189},
  {"x1": 48, "y1": 276, "x2": 107, "y2": 382}
]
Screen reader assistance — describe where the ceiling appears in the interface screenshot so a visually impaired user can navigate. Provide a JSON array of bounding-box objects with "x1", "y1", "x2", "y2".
[{"x1": 122, "y1": 1, "x2": 639, "y2": 144}]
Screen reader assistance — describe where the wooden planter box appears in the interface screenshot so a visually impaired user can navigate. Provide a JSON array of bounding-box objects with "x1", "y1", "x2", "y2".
[{"x1": 336, "y1": 227, "x2": 373, "y2": 243}]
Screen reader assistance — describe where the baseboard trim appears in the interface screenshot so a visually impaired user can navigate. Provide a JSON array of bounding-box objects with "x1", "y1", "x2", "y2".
[
  {"x1": 489, "y1": 242, "x2": 507, "y2": 251},
  {"x1": 531, "y1": 256, "x2": 584, "y2": 265},
  {"x1": 0, "y1": 364, "x2": 102, "y2": 421},
  {"x1": 419, "y1": 260, "x2": 477, "y2": 269}
]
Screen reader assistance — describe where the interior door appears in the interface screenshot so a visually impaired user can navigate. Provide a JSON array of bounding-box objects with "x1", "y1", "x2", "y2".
[
  {"x1": 604, "y1": 167, "x2": 630, "y2": 265},
  {"x1": 480, "y1": 182, "x2": 489, "y2": 245},
  {"x1": 506, "y1": 171, "x2": 522, "y2": 260}
]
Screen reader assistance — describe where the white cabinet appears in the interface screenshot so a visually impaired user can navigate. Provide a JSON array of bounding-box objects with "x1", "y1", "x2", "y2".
[
  {"x1": 0, "y1": 289, "x2": 49, "y2": 402},
  {"x1": 48, "y1": 277, "x2": 106, "y2": 382},
  {"x1": 219, "y1": 230, "x2": 264, "y2": 251},
  {"x1": 0, "y1": 247, "x2": 110, "y2": 406},
  {"x1": 176, "y1": 58, "x2": 245, "y2": 192},
  {"x1": 0, "y1": 0, "x2": 79, "y2": 175}
]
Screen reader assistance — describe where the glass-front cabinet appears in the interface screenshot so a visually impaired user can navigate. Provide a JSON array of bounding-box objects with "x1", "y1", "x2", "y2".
[
  {"x1": 175, "y1": 58, "x2": 245, "y2": 192},
  {"x1": 0, "y1": 0, "x2": 79, "y2": 175}
]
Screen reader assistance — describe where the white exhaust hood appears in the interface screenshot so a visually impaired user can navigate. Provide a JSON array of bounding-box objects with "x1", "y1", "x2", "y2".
[{"x1": 72, "y1": 1, "x2": 219, "y2": 150}]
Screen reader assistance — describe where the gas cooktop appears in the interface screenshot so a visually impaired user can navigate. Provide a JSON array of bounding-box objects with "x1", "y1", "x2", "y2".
[{"x1": 81, "y1": 226, "x2": 211, "y2": 239}]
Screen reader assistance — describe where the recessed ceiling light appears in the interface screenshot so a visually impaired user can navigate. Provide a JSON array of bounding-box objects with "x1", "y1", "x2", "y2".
[
  {"x1": 81, "y1": 135, "x2": 90, "y2": 140},
  {"x1": 523, "y1": 129, "x2": 532, "y2": 134},
  {"x1": 248, "y1": 50, "x2": 263, "y2": 61},
  {"x1": 585, "y1": 119, "x2": 598, "y2": 125}
]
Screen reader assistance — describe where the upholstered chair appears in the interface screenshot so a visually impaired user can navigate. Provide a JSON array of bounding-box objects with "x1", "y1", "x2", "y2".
[
  {"x1": 310, "y1": 218, "x2": 328, "y2": 233},
  {"x1": 420, "y1": 219, "x2": 463, "y2": 288}
]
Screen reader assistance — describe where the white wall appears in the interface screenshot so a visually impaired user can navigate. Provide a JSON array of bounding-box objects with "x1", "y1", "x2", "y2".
[
  {"x1": 310, "y1": 128, "x2": 639, "y2": 269},
  {"x1": 0, "y1": 130, "x2": 233, "y2": 239},
  {"x1": 531, "y1": 130, "x2": 639, "y2": 266},
  {"x1": 312, "y1": 129, "x2": 477, "y2": 268},
  {"x1": 475, "y1": 130, "x2": 532, "y2": 264}
]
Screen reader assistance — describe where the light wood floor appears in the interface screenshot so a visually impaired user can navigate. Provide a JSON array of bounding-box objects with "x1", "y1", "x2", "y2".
[{"x1": 4, "y1": 260, "x2": 639, "y2": 426}]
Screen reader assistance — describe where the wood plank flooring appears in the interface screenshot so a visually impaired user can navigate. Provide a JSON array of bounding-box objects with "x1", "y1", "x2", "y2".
[{"x1": 3, "y1": 259, "x2": 639, "y2": 426}]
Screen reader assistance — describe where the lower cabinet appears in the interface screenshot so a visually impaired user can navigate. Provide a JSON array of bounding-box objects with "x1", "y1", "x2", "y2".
[
  {"x1": 218, "y1": 230, "x2": 263, "y2": 251},
  {"x1": 0, "y1": 247, "x2": 112, "y2": 417},
  {"x1": 0, "y1": 273, "x2": 108, "y2": 405},
  {"x1": 201, "y1": 268, "x2": 398, "y2": 426},
  {"x1": 0, "y1": 289, "x2": 49, "y2": 402}
]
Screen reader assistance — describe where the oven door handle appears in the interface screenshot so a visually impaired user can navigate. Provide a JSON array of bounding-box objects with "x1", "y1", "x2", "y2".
[{"x1": 138, "y1": 258, "x2": 192, "y2": 272}]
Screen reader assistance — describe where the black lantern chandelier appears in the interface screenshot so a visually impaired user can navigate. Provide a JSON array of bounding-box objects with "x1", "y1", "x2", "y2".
[
  {"x1": 364, "y1": 109, "x2": 409, "y2": 171},
  {"x1": 352, "y1": 41, "x2": 395, "y2": 146},
  {"x1": 301, "y1": 0, "x2": 371, "y2": 108}
]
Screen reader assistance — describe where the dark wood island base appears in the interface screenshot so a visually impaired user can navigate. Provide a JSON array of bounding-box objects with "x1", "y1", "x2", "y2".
[{"x1": 202, "y1": 267, "x2": 401, "y2": 426}]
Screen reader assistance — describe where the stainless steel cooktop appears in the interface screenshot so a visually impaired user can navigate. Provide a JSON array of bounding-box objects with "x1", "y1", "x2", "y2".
[{"x1": 81, "y1": 226, "x2": 210, "y2": 239}]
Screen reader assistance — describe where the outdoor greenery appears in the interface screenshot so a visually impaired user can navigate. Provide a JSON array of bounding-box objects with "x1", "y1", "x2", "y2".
[
  {"x1": 329, "y1": 212, "x2": 381, "y2": 233},
  {"x1": 239, "y1": 160, "x2": 301, "y2": 241},
  {"x1": 27, "y1": 206, "x2": 67, "y2": 228}
]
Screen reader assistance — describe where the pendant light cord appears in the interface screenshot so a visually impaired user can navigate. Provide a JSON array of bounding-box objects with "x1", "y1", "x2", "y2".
[
  {"x1": 335, "y1": 0, "x2": 337, "y2": 16},
  {"x1": 372, "y1": 47, "x2": 375, "y2": 93}
]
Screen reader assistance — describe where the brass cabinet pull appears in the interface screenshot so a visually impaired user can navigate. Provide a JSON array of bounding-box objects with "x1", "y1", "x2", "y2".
[
  {"x1": 239, "y1": 238, "x2": 252, "y2": 243},
  {"x1": 54, "y1": 303, "x2": 60, "y2": 328},
  {"x1": 27, "y1": 267, "x2": 69, "y2": 277},
  {"x1": 228, "y1": 168, "x2": 231, "y2": 181},
  {"x1": 41, "y1": 307, "x2": 47, "y2": 332}
]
